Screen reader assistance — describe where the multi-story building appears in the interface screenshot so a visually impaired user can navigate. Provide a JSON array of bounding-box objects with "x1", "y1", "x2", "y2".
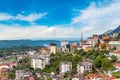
[
  {"x1": 31, "y1": 56, "x2": 46, "y2": 69},
  {"x1": 110, "y1": 51, "x2": 120, "y2": 59},
  {"x1": 61, "y1": 40, "x2": 70, "y2": 52},
  {"x1": 31, "y1": 54, "x2": 50, "y2": 69},
  {"x1": 77, "y1": 61, "x2": 92, "y2": 74},
  {"x1": 60, "y1": 61, "x2": 72, "y2": 73},
  {"x1": 50, "y1": 43, "x2": 57, "y2": 54},
  {"x1": 41, "y1": 47, "x2": 50, "y2": 55},
  {"x1": 108, "y1": 40, "x2": 120, "y2": 50}
]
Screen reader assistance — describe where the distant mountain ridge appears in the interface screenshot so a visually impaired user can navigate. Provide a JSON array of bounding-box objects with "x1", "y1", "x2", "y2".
[
  {"x1": 0, "y1": 40, "x2": 79, "y2": 49},
  {"x1": 103, "y1": 25, "x2": 120, "y2": 35}
]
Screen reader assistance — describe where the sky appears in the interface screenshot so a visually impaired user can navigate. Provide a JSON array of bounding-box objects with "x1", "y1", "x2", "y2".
[{"x1": 0, "y1": 0, "x2": 120, "y2": 40}]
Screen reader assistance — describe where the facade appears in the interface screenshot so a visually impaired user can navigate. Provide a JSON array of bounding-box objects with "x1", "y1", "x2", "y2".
[
  {"x1": 0, "y1": 68, "x2": 9, "y2": 80},
  {"x1": 41, "y1": 47, "x2": 50, "y2": 54},
  {"x1": 15, "y1": 70, "x2": 33, "y2": 80},
  {"x1": 31, "y1": 57, "x2": 46, "y2": 69},
  {"x1": 61, "y1": 40, "x2": 70, "y2": 52},
  {"x1": 109, "y1": 51, "x2": 120, "y2": 59},
  {"x1": 60, "y1": 61, "x2": 72, "y2": 73},
  {"x1": 72, "y1": 74, "x2": 84, "y2": 80},
  {"x1": 85, "y1": 74, "x2": 116, "y2": 80},
  {"x1": 50, "y1": 43, "x2": 57, "y2": 54},
  {"x1": 77, "y1": 62, "x2": 92, "y2": 74},
  {"x1": 108, "y1": 40, "x2": 120, "y2": 50},
  {"x1": 31, "y1": 54, "x2": 50, "y2": 69},
  {"x1": 113, "y1": 63, "x2": 120, "y2": 71}
]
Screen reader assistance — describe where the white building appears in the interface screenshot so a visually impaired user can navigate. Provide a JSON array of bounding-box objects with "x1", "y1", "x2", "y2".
[
  {"x1": 61, "y1": 40, "x2": 70, "y2": 52},
  {"x1": 31, "y1": 54, "x2": 50, "y2": 69},
  {"x1": 77, "y1": 62, "x2": 92, "y2": 74},
  {"x1": 113, "y1": 63, "x2": 120, "y2": 71},
  {"x1": 31, "y1": 57, "x2": 46, "y2": 69},
  {"x1": 60, "y1": 61, "x2": 72, "y2": 73},
  {"x1": 108, "y1": 40, "x2": 120, "y2": 50}
]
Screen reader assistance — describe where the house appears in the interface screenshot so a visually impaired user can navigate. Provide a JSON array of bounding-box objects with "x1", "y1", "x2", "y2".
[
  {"x1": 26, "y1": 50, "x2": 37, "y2": 55},
  {"x1": 109, "y1": 51, "x2": 120, "y2": 58},
  {"x1": 113, "y1": 63, "x2": 120, "y2": 71},
  {"x1": 72, "y1": 74, "x2": 84, "y2": 80},
  {"x1": 77, "y1": 61, "x2": 92, "y2": 74},
  {"x1": 0, "y1": 68, "x2": 9, "y2": 80},
  {"x1": 108, "y1": 40, "x2": 120, "y2": 50},
  {"x1": 86, "y1": 35, "x2": 99, "y2": 47},
  {"x1": 85, "y1": 73, "x2": 116, "y2": 80},
  {"x1": 71, "y1": 42, "x2": 79, "y2": 50},
  {"x1": 99, "y1": 43, "x2": 110, "y2": 50},
  {"x1": 60, "y1": 61, "x2": 72, "y2": 74},
  {"x1": 41, "y1": 47, "x2": 50, "y2": 54},
  {"x1": 52, "y1": 75, "x2": 64, "y2": 80},
  {"x1": 82, "y1": 44, "x2": 93, "y2": 50},
  {"x1": 15, "y1": 70, "x2": 33, "y2": 80},
  {"x1": 0, "y1": 63, "x2": 10, "y2": 69}
]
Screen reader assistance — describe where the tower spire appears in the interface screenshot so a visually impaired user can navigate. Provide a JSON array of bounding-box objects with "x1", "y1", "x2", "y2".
[{"x1": 80, "y1": 32, "x2": 83, "y2": 47}]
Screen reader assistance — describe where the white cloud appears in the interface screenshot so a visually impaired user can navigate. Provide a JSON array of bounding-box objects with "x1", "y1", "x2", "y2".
[
  {"x1": 72, "y1": 0, "x2": 120, "y2": 36},
  {"x1": 0, "y1": 24, "x2": 82, "y2": 40},
  {"x1": 0, "y1": 0, "x2": 120, "y2": 39},
  {"x1": 0, "y1": 13, "x2": 13, "y2": 21},
  {"x1": 15, "y1": 13, "x2": 47, "y2": 23},
  {"x1": 0, "y1": 12, "x2": 46, "y2": 23}
]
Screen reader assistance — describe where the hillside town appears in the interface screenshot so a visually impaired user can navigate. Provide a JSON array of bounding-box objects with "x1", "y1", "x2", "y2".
[{"x1": 0, "y1": 26, "x2": 119, "y2": 80}]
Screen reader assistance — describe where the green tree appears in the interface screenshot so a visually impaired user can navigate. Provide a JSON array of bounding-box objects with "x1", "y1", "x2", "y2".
[
  {"x1": 101, "y1": 58, "x2": 113, "y2": 71},
  {"x1": 93, "y1": 56, "x2": 102, "y2": 68}
]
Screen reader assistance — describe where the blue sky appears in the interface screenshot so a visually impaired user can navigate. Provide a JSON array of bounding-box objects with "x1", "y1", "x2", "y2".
[{"x1": 0, "y1": 0, "x2": 120, "y2": 40}]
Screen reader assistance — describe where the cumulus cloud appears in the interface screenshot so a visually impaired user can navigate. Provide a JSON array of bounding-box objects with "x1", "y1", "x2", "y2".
[
  {"x1": 0, "y1": 24, "x2": 81, "y2": 40},
  {"x1": 0, "y1": 12, "x2": 46, "y2": 23},
  {"x1": 0, "y1": 13, "x2": 13, "y2": 20},
  {"x1": 15, "y1": 13, "x2": 47, "y2": 23},
  {"x1": 0, "y1": 0, "x2": 120, "y2": 39},
  {"x1": 72, "y1": 0, "x2": 120, "y2": 35}
]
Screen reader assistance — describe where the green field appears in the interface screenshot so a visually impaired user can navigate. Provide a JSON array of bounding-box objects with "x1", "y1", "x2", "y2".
[
  {"x1": 112, "y1": 72, "x2": 120, "y2": 78},
  {"x1": 4, "y1": 57, "x2": 16, "y2": 62}
]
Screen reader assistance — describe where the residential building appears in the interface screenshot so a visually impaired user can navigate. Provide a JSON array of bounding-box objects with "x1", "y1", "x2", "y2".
[
  {"x1": 52, "y1": 75, "x2": 64, "y2": 80},
  {"x1": 72, "y1": 74, "x2": 84, "y2": 80},
  {"x1": 31, "y1": 54, "x2": 50, "y2": 69},
  {"x1": 113, "y1": 63, "x2": 120, "y2": 71},
  {"x1": 50, "y1": 43, "x2": 57, "y2": 54},
  {"x1": 108, "y1": 40, "x2": 120, "y2": 50},
  {"x1": 0, "y1": 68, "x2": 9, "y2": 80},
  {"x1": 15, "y1": 70, "x2": 33, "y2": 80},
  {"x1": 82, "y1": 44, "x2": 93, "y2": 51},
  {"x1": 85, "y1": 73, "x2": 116, "y2": 80},
  {"x1": 41, "y1": 47, "x2": 50, "y2": 54},
  {"x1": 61, "y1": 40, "x2": 70, "y2": 52},
  {"x1": 60, "y1": 61, "x2": 72, "y2": 73},
  {"x1": 109, "y1": 51, "x2": 120, "y2": 59},
  {"x1": 77, "y1": 61, "x2": 92, "y2": 74},
  {"x1": 31, "y1": 56, "x2": 46, "y2": 69}
]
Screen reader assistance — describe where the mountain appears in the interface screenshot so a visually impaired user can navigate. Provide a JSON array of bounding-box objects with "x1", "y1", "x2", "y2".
[
  {"x1": 110, "y1": 25, "x2": 120, "y2": 34},
  {"x1": 103, "y1": 25, "x2": 120, "y2": 35},
  {"x1": 103, "y1": 30, "x2": 113, "y2": 35},
  {"x1": 0, "y1": 40, "x2": 79, "y2": 49}
]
